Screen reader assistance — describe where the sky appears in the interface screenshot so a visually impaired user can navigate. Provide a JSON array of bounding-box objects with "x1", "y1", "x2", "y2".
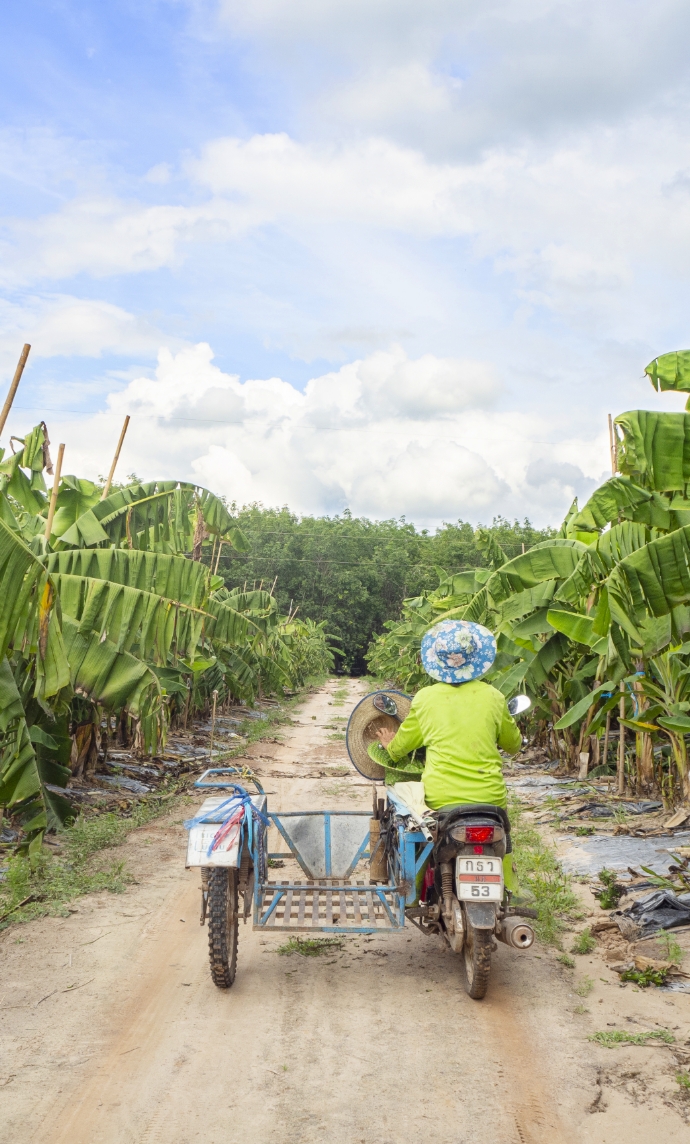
[{"x1": 1, "y1": 0, "x2": 690, "y2": 528}]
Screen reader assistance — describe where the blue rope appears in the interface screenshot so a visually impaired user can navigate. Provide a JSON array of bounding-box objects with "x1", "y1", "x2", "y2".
[{"x1": 184, "y1": 783, "x2": 270, "y2": 858}]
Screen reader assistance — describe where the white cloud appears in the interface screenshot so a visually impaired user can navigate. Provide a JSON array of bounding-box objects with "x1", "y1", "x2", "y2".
[
  {"x1": 0, "y1": 295, "x2": 170, "y2": 380},
  {"x1": 4, "y1": 122, "x2": 690, "y2": 349},
  {"x1": 32, "y1": 340, "x2": 609, "y2": 527}
]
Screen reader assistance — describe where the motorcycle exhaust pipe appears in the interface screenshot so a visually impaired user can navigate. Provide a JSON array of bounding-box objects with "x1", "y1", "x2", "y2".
[{"x1": 498, "y1": 916, "x2": 535, "y2": 949}]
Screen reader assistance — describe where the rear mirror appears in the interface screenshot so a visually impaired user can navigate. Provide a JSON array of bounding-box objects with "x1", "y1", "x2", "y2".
[
  {"x1": 373, "y1": 693, "x2": 399, "y2": 717},
  {"x1": 508, "y1": 694, "x2": 531, "y2": 716}
]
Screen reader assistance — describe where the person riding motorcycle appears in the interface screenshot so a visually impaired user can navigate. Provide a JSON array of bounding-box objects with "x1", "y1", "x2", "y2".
[{"x1": 367, "y1": 619, "x2": 523, "y2": 890}]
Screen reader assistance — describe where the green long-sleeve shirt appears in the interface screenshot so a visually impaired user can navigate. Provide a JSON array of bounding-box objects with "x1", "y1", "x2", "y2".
[{"x1": 385, "y1": 680, "x2": 522, "y2": 810}]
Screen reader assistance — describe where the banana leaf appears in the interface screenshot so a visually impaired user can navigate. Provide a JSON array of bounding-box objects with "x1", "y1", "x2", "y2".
[
  {"x1": 607, "y1": 525, "x2": 690, "y2": 648},
  {"x1": 58, "y1": 481, "x2": 248, "y2": 551},
  {"x1": 615, "y1": 410, "x2": 690, "y2": 492},
  {"x1": 645, "y1": 350, "x2": 690, "y2": 404}
]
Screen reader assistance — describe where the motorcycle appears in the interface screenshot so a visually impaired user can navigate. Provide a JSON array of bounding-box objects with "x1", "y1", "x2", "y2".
[{"x1": 391, "y1": 693, "x2": 537, "y2": 999}]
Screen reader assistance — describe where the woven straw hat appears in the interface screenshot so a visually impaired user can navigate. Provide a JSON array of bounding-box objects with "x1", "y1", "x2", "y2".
[{"x1": 346, "y1": 690, "x2": 412, "y2": 781}]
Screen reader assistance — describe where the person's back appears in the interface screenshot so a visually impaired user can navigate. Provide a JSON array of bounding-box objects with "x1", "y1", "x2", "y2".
[
  {"x1": 386, "y1": 679, "x2": 521, "y2": 809},
  {"x1": 367, "y1": 618, "x2": 522, "y2": 809}
]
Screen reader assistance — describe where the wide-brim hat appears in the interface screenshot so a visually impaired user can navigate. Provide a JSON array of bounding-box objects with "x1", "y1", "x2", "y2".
[
  {"x1": 421, "y1": 619, "x2": 497, "y2": 684},
  {"x1": 346, "y1": 690, "x2": 412, "y2": 780}
]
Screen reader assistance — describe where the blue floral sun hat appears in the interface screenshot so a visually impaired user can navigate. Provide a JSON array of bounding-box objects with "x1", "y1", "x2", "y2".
[{"x1": 421, "y1": 619, "x2": 497, "y2": 684}]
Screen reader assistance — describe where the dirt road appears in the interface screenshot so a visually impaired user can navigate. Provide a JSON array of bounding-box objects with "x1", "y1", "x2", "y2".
[{"x1": 2, "y1": 680, "x2": 689, "y2": 1143}]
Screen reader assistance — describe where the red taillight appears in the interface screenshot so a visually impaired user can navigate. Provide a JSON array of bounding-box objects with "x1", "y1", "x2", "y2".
[{"x1": 465, "y1": 826, "x2": 494, "y2": 843}]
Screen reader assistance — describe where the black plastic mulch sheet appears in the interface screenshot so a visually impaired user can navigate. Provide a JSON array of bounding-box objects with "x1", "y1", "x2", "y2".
[{"x1": 615, "y1": 889, "x2": 690, "y2": 937}]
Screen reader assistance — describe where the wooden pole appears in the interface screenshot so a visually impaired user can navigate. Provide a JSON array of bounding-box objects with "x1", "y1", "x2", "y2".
[
  {"x1": 602, "y1": 711, "x2": 611, "y2": 777},
  {"x1": 608, "y1": 414, "x2": 618, "y2": 476},
  {"x1": 213, "y1": 540, "x2": 223, "y2": 575},
  {"x1": 45, "y1": 443, "x2": 65, "y2": 541},
  {"x1": 0, "y1": 344, "x2": 31, "y2": 439},
  {"x1": 101, "y1": 415, "x2": 130, "y2": 499},
  {"x1": 617, "y1": 682, "x2": 626, "y2": 795},
  {"x1": 209, "y1": 689, "x2": 219, "y2": 761}
]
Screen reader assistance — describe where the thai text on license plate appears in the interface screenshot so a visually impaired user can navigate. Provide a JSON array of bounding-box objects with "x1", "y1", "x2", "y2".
[{"x1": 456, "y1": 856, "x2": 503, "y2": 901}]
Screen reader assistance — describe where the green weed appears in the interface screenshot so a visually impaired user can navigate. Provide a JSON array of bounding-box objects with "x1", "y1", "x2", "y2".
[
  {"x1": 575, "y1": 975, "x2": 595, "y2": 996},
  {"x1": 571, "y1": 928, "x2": 596, "y2": 955},
  {"x1": 328, "y1": 732, "x2": 346, "y2": 741},
  {"x1": 595, "y1": 868, "x2": 625, "y2": 910},
  {"x1": 276, "y1": 937, "x2": 344, "y2": 957},
  {"x1": 590, "y1": 1028, "x2": 675, "y2": 1048},
  {"x1": 509, "y1": 795, "x2": 579, "y2": 947},
  {"x1": 573, "y1": 1003, "x2": 589, "y2": 1014},
  {"x1": 676, "y1": 1072, "x2": 690, "y2": 1090},
  {"x1": 575, "y1": 826, "x2": 595, "y2": 836},
  {"x1": 657, "y1": 929, "x2": 684, "y2": 965},
  {"x1": 620, "y1": 967, "x2": 668, "y2": 988},
  {"x1": 558, "y1": 953, "x2": 575, "y2": 968}
]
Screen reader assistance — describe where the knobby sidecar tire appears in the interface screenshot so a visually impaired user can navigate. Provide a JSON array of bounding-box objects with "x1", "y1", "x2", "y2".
[
  {"x1": 208, "y1": 867, "x2": 238, "y2": 989},
  {"x1": 462, "y1": 925, "x2": 492, "y2": 1000}
]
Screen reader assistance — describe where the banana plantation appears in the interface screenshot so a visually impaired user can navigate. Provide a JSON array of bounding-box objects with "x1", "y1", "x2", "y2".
[
  {"x1": 0, "y1": 426, "x2": 333, "y2": 856},
  {"x1": 367, "y1": 350, "x2": 690, "y2": 809}
]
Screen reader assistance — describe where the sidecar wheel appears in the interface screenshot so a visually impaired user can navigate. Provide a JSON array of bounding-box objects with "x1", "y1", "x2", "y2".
[{"x1": 208, "y1": 867, "x2": 238, "y2": 989}]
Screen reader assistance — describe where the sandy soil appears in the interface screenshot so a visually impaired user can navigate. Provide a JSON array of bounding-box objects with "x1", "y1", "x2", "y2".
[{"x1": 1, "y1": 679, "x2": 690, "y2": 1143}]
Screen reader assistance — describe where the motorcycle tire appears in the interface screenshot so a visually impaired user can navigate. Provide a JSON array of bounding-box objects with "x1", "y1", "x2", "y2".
[
  {"x1": 208, "y1": 867, "x2": 238, "y2": 989},
  {"x1": 462, "y1": 924, "x2": 492, "y2": 1000}
]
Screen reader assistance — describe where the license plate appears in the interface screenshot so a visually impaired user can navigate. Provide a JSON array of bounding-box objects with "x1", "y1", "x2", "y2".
[{"x1": 456, "y1": 856, "x2": 503, "y2": 901}]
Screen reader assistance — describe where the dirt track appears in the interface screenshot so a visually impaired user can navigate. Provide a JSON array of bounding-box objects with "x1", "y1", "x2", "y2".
[{"x1": 2, "y1": 679, "x2": 689, "y2": 1143}]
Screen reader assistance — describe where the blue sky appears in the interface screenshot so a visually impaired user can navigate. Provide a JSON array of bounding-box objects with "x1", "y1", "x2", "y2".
[{"x1": 1, "y1": 1, "x2": 690, "y2": 525}]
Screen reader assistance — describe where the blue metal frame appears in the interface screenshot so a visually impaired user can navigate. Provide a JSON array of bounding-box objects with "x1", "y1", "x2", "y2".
[{"x1": 193, "y1": 770, "x2": 432, "y2": 935}]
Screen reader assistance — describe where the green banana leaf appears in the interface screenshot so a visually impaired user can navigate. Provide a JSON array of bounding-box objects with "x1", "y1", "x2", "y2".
[
  {"x1": 57, "y1": 481, "x2": 248, "y2": 552},
  {"x1": 607, "y1": 525, "x2": 690, "y2": 648},
  {"x1": 50, "y1": 573, "x2": 208, "y2": 663},
  {"x1": 615, "y1": 410, "x2": 690, "y2": 492},
  {"x1": 645, "y1": 350, "x2": 690, "y2": 403}
]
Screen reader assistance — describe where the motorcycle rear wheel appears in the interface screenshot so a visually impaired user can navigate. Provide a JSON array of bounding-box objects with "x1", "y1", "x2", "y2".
[{"x1": 462, "y1": 925, "x2": 492, "y2": 999}]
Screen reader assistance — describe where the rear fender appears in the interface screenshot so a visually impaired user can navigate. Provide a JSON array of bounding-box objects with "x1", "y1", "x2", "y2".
[{"x1": 463, "y1": 902, "x2": 497, "y2": 930}]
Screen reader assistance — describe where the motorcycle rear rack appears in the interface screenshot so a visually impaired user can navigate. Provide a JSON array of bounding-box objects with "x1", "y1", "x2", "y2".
[{"x1": 255, "y1": 878, "x2": 405, "y2": 933}]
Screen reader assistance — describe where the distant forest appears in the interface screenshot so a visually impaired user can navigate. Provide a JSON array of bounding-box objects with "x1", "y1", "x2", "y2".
[{"x1": 211, "y1": 506, "x2": 555, "y2": 674}]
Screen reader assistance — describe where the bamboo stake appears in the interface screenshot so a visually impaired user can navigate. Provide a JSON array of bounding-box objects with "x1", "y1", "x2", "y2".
[
  {"x1": 0, "y1": 344, "x2": 31, "y2": 439},
  {"x1": 213, "y1": 541, "x2": 223, "y2": 575},
  {"x1": 45, "y1": 443, "x2": 65, "y2": 541},
  {"x1": 608, "y1": 414, "x2": 618, "y2": 476},
  {"x1": 617, "y1": 682, "x2": 626, "y2": 795},
  {"x1": 101, "y1": 415, "x2": 130, "y2": 499},
  {"x1": 602, "y1": 711, "x2": 611, "y2": 775},
  {"x1": 209, "y1": 689, "x2": 219, "y2": 762}
]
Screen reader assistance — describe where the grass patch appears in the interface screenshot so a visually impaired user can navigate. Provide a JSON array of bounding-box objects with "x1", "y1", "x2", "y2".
[
  {"x1": 575, "y1": 975, "x2": 595, "y2": 996},
  {"x1": 276, "y1": 936, "x2": 344, "y2": 957},
  {"x1": 590, "y1": 1028, "x2": 675, "y2": 1047},
  {"x1": 571, "y1": 928, "x2": 596, "y2": 955},
  {"x1": 573, "y1": 1003, "x2": 589, "y2": 1015},
  {"x1": 558, "y1": 953, "x2": 575, "y2": 968},
  {"x1": 509, "y1": 794, "x2": 579, "y2": 946},
  {"x1": 676, "y1": 1072, "x2": 690, "y2": 1090},
  {"x1": 0, "y1": 795, "x2": 181, "y2": 929},
  {"x1": 327, "y1": 732, "x2": 346, "y2": 740}
]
